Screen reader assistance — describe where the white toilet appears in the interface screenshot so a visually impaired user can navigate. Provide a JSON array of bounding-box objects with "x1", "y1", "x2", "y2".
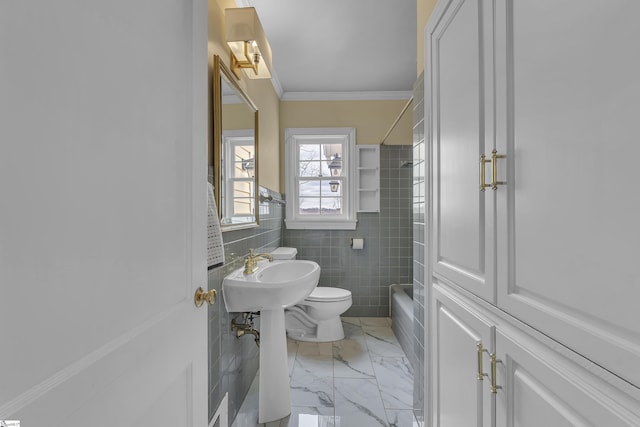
[{"x1": 270, "y1": 247, "x2": 352, "y2": 342}]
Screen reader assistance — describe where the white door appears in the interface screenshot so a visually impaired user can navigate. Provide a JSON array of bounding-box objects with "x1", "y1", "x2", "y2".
[
  {"x1": 0, "y1": 1, "x2": 209, "y2": 425},
  {"x1": 494, "y1": 0, "x2": 640, "y2": 387},
  {"x1": 429, "y1": 0, "x2": 496, "y2": 303},
  {"x1": 431, "y1": 282, "x2": 493, "y2": 427}
]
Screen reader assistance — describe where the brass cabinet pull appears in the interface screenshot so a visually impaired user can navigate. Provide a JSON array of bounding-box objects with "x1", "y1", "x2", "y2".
[
  {"x1": 194, "y1": 287, "x2": 217, "y2": 307},
  {"x1": 477, "y1": 342, "x2": 488, "y2": 380},
  {"x1": 490, "y1": 353, "x2": 502, "y2": 394},
  {"x1": 480, "y1": 154, "x2": 492, "y2": 192},
  {"x1": 491, "y1": 149, "x2": 506, "y2": 190}
]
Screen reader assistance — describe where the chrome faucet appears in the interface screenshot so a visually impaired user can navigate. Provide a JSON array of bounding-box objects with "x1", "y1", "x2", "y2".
[{"x1": 243, "y1": 248, "x2": 273, "y2": 274}]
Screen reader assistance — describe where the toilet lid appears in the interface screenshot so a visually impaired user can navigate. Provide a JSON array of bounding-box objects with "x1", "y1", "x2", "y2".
[{"x1": 306, "y1": 287, "x2": 352, "y2": 302}]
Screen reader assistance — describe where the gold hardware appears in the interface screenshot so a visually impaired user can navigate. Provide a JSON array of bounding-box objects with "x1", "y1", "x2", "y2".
[
  {"x1": 230, "y1": 41, "x2": 260, "y2": 80},
  {"x1": 480, "y1": 153, "x2": 492, "y2": 192},
  {"x1": 491, "y1": 149, "x2": 506, "y2": 190},
  {"x1": 490, "y1": 353, "x2": 501, "y2": 394},
  {"x1": 194, "y1": 287, "x2": 217, "y2": 307},
  {"x1": 243, "y1": 248, "x2": 273, "y2": 275},
  {"x1": 477, "y1": 342, "x2": 488, "y2": 380}
]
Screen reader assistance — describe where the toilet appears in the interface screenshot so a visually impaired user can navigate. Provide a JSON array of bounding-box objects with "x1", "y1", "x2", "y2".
[{"x1": 270, "y1": 247, "x2": 352, "y2": 342}]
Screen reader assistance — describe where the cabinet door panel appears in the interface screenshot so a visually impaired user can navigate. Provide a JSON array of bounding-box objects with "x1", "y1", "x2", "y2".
[
  {"x1": 495, "y1": 330, "x2": 640, "y2": 427},
  {"x1": 495, "y1": 0, "x2": 640, "y2": 386},
  {"x1": 432, "y1": 281, "x2": 493, "y2": 427},
  {"x1": 430, "y1": 0, "x2": 495, "y2": 303}
]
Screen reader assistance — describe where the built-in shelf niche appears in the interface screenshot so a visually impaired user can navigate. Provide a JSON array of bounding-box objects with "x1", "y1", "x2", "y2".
[{"x1": 356, "y1": 145, "x2": 380, "y2": 212}]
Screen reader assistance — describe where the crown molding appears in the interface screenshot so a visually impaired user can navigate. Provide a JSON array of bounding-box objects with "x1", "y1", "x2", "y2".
[{"x1": 280, "y1": 91, "x2": 413, "y2": 101}]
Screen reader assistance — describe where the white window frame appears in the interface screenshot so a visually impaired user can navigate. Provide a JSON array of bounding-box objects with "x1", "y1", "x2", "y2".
[
  {"x1": 285, "y1": 127, "x2": 357, "y2": 230},
  {"x1": 222, "y1": 129, "x2": 255, "y2": 224}
]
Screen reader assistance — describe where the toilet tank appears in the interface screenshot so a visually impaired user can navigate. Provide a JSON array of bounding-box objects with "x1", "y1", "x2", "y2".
[{"x1": 270, "y1": 247, "x2": 297, "y2": 260}]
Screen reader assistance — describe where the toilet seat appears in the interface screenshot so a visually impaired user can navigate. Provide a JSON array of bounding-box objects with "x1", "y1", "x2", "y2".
[{"x1": 305, "y1": 287, "x2": 351, "y2": 302}]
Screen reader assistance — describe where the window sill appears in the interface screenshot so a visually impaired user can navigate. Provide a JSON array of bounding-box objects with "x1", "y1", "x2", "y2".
[{"x1": 285, "y1": 219, "x2": 358, "y2": 230}]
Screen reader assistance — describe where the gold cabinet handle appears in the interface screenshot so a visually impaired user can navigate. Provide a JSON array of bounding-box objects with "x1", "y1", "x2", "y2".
[
  {"x1": 491, "y1": 149, "x2": 506, "y2": 190},
  {"x1": 490, "y1": 353, "x2": 502, "y2": 394},
  {"x1": 477, "y1": 342, "x2": 489, "y2": 380},
  {"x1": 480, "y1": 154, "x2": 492, "y2": 192},
  {"x1": 194, "y1": 287, "x2": 217, "y2": 307}
]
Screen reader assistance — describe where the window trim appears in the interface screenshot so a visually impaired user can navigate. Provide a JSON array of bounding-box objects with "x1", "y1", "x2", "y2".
[{"x1": 285, "y1": 127, "x2": 357, "y2": 230}]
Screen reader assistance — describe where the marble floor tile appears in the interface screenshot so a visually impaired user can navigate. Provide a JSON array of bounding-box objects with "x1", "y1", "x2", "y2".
[
  {"x1": 290, "y1": 357, "x2": 334, "y2": 407},
  {"x1": 341, "y1": 321, "x2": 365, "y2": 339},
  {"x1": 333, "y1": 378, "x2": 388, "y2": 427},
  {"x1": 363, "y1": 326, "x2": 406, "y2": 358},
  {"x1": 233, "y1": 318, "x2": 416, "y2": 427},
  {"x1": 341, "y1": 317, "x2": 361, "y2": 326},
  {"x1": 372, "y1": 357, "x2": 413, "y2": 409},
  {"x1": 360, "y1": 317, "x2": 391, "y2": 327},
  {"x1": 333, "y1": 336, "x2": 375, "y2": 379},
  {"x1": 265, "y1": 406, "x2": 335, "y2": 427},
  {"x1": 385, "y1": 409, "x2": 419, "y2": 427}
]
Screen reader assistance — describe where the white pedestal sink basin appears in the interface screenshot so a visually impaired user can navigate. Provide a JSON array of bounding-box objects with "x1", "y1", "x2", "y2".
[{"x1": 222, "y1": 259, "x2": 320, "y2": 423}]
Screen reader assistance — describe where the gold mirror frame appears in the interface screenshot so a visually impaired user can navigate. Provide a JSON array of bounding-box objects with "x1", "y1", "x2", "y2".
[{"x1": 212, "y1": 54, "x2": 259, "y2": 230}]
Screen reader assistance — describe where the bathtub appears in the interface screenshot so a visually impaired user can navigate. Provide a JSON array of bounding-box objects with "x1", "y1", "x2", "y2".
[{"x1": 390, "y1": 284, "x2": 414, "y2": 368}]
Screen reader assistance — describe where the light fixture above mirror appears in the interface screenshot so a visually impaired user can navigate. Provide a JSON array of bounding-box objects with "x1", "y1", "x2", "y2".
[{"x1": 225, "y1": 7, "x2": 272, "y2": 80}]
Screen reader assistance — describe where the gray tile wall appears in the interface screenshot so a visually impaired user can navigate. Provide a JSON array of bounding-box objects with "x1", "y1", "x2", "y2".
[
  {"x1": 412, "y1": 73, "x2": 426, "y2": 426},
  {"x1": 283, "y1": 145, "x2": 414, "y2": 317},
  {"x1": 208, "y1": 187, "x2": 285, "y2": 424}
]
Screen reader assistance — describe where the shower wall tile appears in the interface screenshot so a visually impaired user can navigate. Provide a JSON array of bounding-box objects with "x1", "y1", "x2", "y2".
[
  {"x1": 208, "y1": 187, "x2": 284, "y2": 425},
  {"x1": 283, "y1": 145, "x2": 414, "y2": 318},
  {"x1": 412, "y1": 73, "x2": 426, "y2": 426}
]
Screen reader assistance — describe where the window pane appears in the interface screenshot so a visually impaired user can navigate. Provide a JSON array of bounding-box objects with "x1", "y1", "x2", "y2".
[
  {"x1": 233, "y1": 180, "x2": 253, "y2": 196},
  {"x1": 299, "y1": 144, "x2": 321, "y2": 161},
  {"x1": 298, "y1": 197, "x2": 320, "y2": 215},
  {"x1": 321, "y1": 178, "x2": 343, "y2": 196},
  {"x1": 299, "y1": 179, "x2": 321, "y2": 197},
  {"x1": 323, "y1": 143, "x2": 343, "y2": 177},
  {"x1": 299, "y1": 160, "x2": 322, "y2": 177},
  {"x1": 233, "y1": 198, "x2": 254, "y2": 215},
  {"x1": 321, "y1": 197, "x2": 342, "y2": 215}
]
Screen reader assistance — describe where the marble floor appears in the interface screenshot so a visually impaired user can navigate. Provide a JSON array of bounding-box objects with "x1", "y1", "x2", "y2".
[{"x1": 231, "y1": 317, "x2": 418, "y2": 427}]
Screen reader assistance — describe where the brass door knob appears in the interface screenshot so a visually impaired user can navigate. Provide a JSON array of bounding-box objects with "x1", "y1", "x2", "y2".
[{"x1": 194, "y1": 287, "x2": 217, "y2": 307}]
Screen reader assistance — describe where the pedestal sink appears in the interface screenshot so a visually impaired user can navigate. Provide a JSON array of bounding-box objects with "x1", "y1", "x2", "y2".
[{"x1": 222, "y1": 259, "x2": 320, "y2": 423}]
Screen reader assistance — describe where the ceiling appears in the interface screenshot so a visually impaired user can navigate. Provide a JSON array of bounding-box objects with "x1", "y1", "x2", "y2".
[{"x1": 237, "y1": 0, "x2": 417, "y2": 100}]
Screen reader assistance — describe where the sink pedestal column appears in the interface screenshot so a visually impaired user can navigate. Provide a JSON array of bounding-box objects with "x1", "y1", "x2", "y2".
[{"x1": 258, "y1": 308, "x2": 291, "y2": 423}]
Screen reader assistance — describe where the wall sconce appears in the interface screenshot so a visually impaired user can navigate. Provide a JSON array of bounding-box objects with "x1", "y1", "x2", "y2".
[
  {"x1": 242, "y1": 157, "x2": 255, "y2": 178},
  {"x1": 328, "y1": 153, "x2": 342, "y2": 176},
  {"x1": 329, "y1": 181, "x2": 340, "y2": 193},
  {"x1": 225, "y1": 7, "x2": 272, "y2": 80}
]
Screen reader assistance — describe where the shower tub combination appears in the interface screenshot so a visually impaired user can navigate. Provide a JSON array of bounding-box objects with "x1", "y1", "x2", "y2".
[{"x1": 389, "y1": 283, "x2": 414, "y2": 367}]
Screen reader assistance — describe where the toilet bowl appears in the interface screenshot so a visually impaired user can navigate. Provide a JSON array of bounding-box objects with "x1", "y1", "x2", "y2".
[{"x1": 270, "y1": 247, "x2": 352, "y2": 342}]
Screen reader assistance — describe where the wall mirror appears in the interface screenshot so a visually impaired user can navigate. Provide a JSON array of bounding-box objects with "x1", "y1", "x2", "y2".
[{"x1": 212, "y1": 54, "x2": 259, "y2": 230}]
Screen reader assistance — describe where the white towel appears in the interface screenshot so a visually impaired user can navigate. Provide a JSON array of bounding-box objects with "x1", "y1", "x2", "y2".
[{"x1": 207, "y1": 182, "x2": 225, "y2": 267}]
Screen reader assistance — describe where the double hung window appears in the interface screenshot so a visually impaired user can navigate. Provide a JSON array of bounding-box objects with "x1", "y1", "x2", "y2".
[{"x1": 285, "y1": 128, "x2": 357, "y2": 230}]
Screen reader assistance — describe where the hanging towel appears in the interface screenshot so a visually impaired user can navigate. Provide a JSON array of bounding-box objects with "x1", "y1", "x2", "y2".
[{"x1": 207, "y1": 182, "x2": 225, "y2": 268}]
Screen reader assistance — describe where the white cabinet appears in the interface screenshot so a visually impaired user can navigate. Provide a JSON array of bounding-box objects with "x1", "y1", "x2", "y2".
[
  {"x1": 356, "y1": 145, "x2": 379, "y2": 212},
  {"x1": 433, "y1": 284, "x2": 640, "y2": 427},
  {"x1": 426, "y1": 0, "x2": 640, "y2": 424}
]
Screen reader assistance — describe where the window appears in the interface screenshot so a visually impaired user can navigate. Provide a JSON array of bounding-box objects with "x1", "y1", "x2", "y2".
[
  {"x1": 285, "y1": 128, "x2": 357, "y2": 229},
  {"x1": 221, "y1": 130, "x2": 255, "y2": 224}
]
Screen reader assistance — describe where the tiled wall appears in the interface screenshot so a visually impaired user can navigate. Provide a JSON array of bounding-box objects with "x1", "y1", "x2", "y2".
[
  {"x1": 283, "y1": 145, "x2": 414, "y2": 317},
  {"x1": 412, "y1": 73, "x2": 426, "y2": 426},
  {"x1": 208, "y1": 187, "x2": 285, "y2": 424}
]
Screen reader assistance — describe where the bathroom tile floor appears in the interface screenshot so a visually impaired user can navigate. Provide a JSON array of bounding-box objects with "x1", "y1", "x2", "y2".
[{"x1": 231, "y1": 317, "x2": 418, "y2": 427}]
